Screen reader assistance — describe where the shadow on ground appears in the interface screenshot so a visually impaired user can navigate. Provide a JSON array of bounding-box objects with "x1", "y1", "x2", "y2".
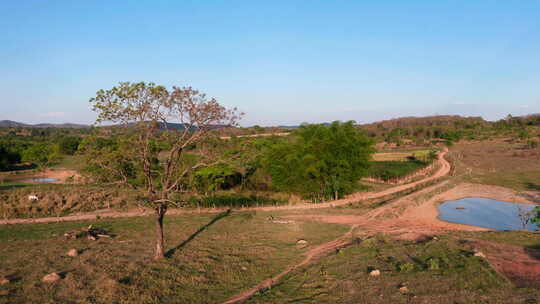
[
  {"x1": 526, "y1": 245, "x2": 540, "y2": 260},
  {"x1": 165, "y1": 209, "x2": 231, "y2": 258},
  {"x1": 525, "y1": 182, "x2": 540, "y2": 191},
  {"x1": 0, "y1": 184, "x2": 28, "y2": 190},
  {"x1": 1, "y1": 164, "x2": 38, "y2": 172}
]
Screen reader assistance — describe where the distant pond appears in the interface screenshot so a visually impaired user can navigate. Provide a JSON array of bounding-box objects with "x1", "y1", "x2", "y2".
[
  {"x1": 438, "y1": 197, "x2": 539, "y2": 231},
  {"x1": 6, "y1": 177, "x2": 59, "y2": 184}
]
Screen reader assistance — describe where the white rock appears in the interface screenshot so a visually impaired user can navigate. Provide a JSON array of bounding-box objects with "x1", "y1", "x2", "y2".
[
  {"x1": 42, "y1": 272, "x2": 62, "y2": 283},
  {"x1": 297, "y1": 239, "x2": 308, "y2": 245},
  {"x1": 474, "y1": 252, "x2": 486, "y2": 258},
  {"x1": 28, "y1": 195, "x2": 39, "y2": 201},
  {"x1": 369, "y1": 269, "x2": 381, "y2": 276},
  {"x1": 67, "y1": 249, "x2": 78, "y2": 257}
]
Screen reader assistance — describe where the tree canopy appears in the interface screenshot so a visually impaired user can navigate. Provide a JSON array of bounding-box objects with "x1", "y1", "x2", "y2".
[
  {"x1": 88, "y1": 81, "x2": 241, "y2": 259},
  {"x1": 264, "y1": 121, "x2": 375, "y2": 201}
]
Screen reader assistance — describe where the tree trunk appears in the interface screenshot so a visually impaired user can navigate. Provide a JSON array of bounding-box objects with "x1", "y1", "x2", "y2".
[{"x1": 154, "y1": 205, "x2": 167, "y2": 260}]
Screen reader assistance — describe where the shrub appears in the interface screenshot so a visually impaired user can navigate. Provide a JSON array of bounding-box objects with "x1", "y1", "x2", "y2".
[{"x1": 397, "y1": 262, "x2": 415, "y2": 272}]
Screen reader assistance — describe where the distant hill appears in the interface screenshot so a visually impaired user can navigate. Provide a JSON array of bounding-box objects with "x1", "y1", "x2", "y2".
[
  {"x1": 359, "y1": 115, "x2": 488, "y2": 129},
  {"x1": 278, "y1": 122, "x2": 331, "y2": 129},
  {"x1": 0, "y1": 120, "x2": 90, "y2": 128}
]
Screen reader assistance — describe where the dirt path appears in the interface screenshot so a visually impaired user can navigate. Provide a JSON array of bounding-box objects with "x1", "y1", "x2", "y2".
[
  {"x1": 0, "y1": 149, "x2": 451, "y2": 225},
  {"x1": 222, "y1": 225, "x2": 359, "y2": 304}
]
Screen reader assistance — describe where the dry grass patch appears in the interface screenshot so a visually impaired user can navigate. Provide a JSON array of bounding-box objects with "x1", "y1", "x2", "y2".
[{"x1": 451, "y1": 139, "x2": 540, "y2": 191}]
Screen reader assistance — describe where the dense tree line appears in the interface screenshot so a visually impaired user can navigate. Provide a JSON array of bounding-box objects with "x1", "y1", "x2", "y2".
[
  {"x1": 263, "y1": 121, "x2": 374, "y2": 201},
  {"x1": 79, "y1": 121, "x2": 375, "y2": 203},
  {"x1": 0, "y1": 131, "x2": 84, "y2": 169},
  {"x1": 360, "y1": 114, "x2": 540, "y2": 147}
]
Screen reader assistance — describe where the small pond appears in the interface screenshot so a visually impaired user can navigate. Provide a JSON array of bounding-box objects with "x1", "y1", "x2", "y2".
[
  {"x1": 6, "y1": 177, "x2": 59, "y2": 184},
  {"x1": 438, "y1": 197, "x2": 539, "y2": 231}
]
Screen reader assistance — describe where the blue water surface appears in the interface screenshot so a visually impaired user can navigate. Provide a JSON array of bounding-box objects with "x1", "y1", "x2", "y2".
[
  {"x1": 7, "y1": 177, "x2": 59, "y2": 183},
  {"x1": 438, "y1": 197, "x2": 539, "y2": 231}
]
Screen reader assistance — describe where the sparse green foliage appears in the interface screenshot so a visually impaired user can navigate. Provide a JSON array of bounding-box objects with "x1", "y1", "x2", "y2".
[
  {"x1": 397, "y1": 262, "x2": 415, "y2": 272},
  {"x1": 78, "y1": 135, "x2": 141, "y2": 186},
  {"x1": 88, "y1": 81, "x2": 241, "y2": 259}
]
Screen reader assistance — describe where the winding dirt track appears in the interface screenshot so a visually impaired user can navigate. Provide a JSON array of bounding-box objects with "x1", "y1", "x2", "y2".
[
  {"x1": 221, "y1": 150, "x2": 452, "y2": 304},
  {"x1": 0, "y1": 149, "x2": 450, "y2": 225}
]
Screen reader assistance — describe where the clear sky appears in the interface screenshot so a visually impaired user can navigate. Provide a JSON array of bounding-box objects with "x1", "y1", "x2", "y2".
[{"x1": 1, "y1": 1, "x2": 539, "y2": 126}]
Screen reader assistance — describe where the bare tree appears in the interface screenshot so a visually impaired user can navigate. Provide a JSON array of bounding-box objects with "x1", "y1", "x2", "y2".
[
  {"x1": 90, "y1": 82, "x2": 242, "y2": 259},
  {"x1": 516, "y1": 204, "x2": 534, "y2": 230}
]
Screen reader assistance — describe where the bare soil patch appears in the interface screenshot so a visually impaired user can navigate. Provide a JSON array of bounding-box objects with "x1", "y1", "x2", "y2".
[{"x1": 469, "y1": 239, "x2": 540, "y2": 288}]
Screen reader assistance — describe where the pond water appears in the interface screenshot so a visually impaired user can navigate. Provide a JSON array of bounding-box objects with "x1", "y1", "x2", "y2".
[
  {"x1": 7, "y1": 177, "x2": 59, "y2": 183},
  {"x1": 438, "y1": 197, "x2": 538, "y2": 231}
]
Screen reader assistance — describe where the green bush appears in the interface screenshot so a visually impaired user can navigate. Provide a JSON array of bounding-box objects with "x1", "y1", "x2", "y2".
[{"x1": 397, "y1": 262, "x2": 415, "y2": 272}]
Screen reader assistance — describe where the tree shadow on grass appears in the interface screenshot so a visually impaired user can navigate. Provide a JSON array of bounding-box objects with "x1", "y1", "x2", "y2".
[
  {"x1": 525, "y1": 183, "x2": 540, "y2": 191},
  {"x1": 1, "y1": 163, "x2": 37, "y2": 172},
  {"x1": 0, "y1": 184, "x2": 28, "y2": 190},
  {"x1": 165, "y1": 209, "x2": 231, "y2": 258},
  {"x1": 525, "y1": 243, "x2": 540, "y2": 263}
]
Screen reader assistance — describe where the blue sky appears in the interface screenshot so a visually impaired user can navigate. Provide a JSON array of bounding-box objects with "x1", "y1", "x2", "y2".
[{"x1": 1, "y1": 1, "x2": 539, "y2": 126}]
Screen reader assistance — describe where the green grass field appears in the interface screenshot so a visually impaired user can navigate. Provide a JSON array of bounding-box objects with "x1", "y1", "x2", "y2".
[
  {"x1": 368, "y1": 160, "x2": 430, "y2": 181},
  {"x1": 50, "y1": 155, "x2": 86, "y2": 171},
  {"x1": 0, "y1": 211, "x2": 348, "y2": 304},
  {"x1": 373, "y1": 149, "x2": 434, "y2": 161}
]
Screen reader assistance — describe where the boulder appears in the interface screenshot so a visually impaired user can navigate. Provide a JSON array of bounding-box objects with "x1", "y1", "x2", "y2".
[
  {"x1": 474, "y1": 251, "x2": 486, "y2": 258},
  {"x1": 67, "y1": 249, "x2": 78, "y2": 257},
  {"x1": 369, "y1": 269, "x2": 381, "y2": 277},
  {"x1": 296, "y1": 239, "x2": 308, "y2": 247},
  {"x1": 42, "y1": 272, "x2": 62, "y2": 283}
]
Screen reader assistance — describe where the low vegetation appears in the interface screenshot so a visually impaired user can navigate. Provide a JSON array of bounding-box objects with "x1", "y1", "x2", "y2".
[
  {"x1": 368, "y1": 160, "x2": 430, "y2": 182},
  {"x1": 247, "y1": 233, "x2": 540, "y2": 303}
]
